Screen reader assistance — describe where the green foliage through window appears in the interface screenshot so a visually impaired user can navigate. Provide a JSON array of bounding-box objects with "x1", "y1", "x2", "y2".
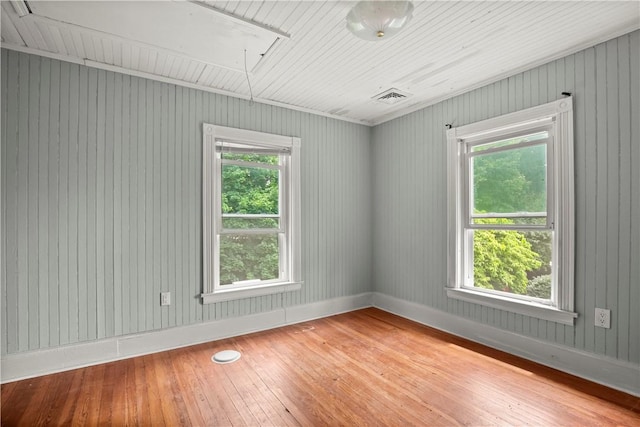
[
  {"x1": 472, "y1": 225, "x2": 547, "y2": 296},
  {"x1": 472, "y1": 143, "x2": 546, "y2": 214},
  {"x1": 222, "y1": 164, "x2": 279, "y2": 215},
  {"x1": 219, "y1": 154, "x2": 281, "y2": 285},
  {"x1": 471, "y1": 139, "x2": 552, "y2": 299},
  {"x1": 220, "y1": 234, "x2": 279, "y2": 285}
]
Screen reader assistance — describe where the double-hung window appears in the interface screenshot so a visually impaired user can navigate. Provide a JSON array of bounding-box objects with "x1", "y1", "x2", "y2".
[
  {"x1": 447, "y1": 98, "x2": 576, "y2": 324},
  {"x1": 202, "y1": 124, "x2": 302, "y2": 303}
]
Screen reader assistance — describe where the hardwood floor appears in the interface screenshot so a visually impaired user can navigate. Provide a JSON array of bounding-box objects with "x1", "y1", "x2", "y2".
[{"x1": 2, "y1": 308, "x2": 639, "y2": 426}]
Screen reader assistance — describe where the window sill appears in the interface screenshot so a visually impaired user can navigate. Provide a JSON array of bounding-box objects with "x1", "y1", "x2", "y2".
[
  {"x1": 446, "y1": 288, "x2": 577, "y2": 325},
  {"x1": 202, "y1": 282, "x2": 302, "y2": 304}
]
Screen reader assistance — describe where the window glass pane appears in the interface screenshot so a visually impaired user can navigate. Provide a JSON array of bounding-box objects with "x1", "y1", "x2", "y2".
[
  {"x1": 222, "y1": 217, "x2": 279, "y2": 229},
  {"x1": 471, "y1": 131, "x2": 548, "y2": 152},
  {"x1": 472, "y1": 143, "x2": 546, "y2": 214},
  {"x1": 472, "y1": 229, "x2": 552, "y2": 299},
  {"x1": 219, "y1": 234, "x2": 280, "y2": 285},
  {"x1": 222, "y1": 164, "x2": 279, "y2": 215}
]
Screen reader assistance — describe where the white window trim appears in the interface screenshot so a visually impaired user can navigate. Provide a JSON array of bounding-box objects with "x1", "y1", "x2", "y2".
[
  {"x1": 202, "y1": 124, "x2": 302, "y2": 304},
  {"x1": 446, "y1": 97, "x2": 577, "y2": 325}
]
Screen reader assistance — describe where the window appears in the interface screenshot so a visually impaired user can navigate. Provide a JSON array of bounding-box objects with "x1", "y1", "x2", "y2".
[
  {"x1": 446, "y1": 98, "x2": 576, "y2": 324},
  {"x1": 202, "y1": 124, "x2": 302, "y2": 303}
]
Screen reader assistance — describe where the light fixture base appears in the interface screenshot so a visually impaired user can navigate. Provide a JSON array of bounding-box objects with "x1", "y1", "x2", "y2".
[{"x1": 346, "y1": 1, "x2": 414, "y2": 42}]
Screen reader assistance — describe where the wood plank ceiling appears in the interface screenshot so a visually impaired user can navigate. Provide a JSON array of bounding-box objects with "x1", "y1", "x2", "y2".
[{"x1": 2, "y1": 1, "x2": 639, "y2": 125}]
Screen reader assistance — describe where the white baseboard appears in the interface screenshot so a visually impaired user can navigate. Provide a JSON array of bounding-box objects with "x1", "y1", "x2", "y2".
[
  {"x1": 285, "y1": 292, "x2": 373, "y2": 324},
  {"x1": 3, "y1": 291, "x2": 638, "y2": 398},
  {"x1": 0, "y1": 293, "x2": 372, "y2": 383},
  {"x1": 372, "y1": 292, "x2": 640, "y2": 397}
]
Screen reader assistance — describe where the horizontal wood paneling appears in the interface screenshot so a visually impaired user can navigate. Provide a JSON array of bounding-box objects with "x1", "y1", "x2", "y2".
[
  {"x1": 372, "y1": 30, "x2": 640, "y2": 364},
  {"x1": 1, "y1": 48, "x2": 372, "y2": 355}
]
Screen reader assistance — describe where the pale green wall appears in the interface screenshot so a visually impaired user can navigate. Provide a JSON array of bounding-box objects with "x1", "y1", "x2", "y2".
[
  {"x1": 3, "y1": 30, "x2": 638, "y2": 366},
  {"x1": 372, "y1": 30, "x2": 639, "y2": 364},
  {"x1": 1, "y1": 49, "x2": 372, "y2": 354}
]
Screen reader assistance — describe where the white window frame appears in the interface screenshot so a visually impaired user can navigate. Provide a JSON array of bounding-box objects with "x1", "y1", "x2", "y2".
[
  {"x1": 446, "y1": 97, "x2": 577, "y2": 325},
  {"x1": 202, "y1": 124, "x2": 302, "y2": 304}
]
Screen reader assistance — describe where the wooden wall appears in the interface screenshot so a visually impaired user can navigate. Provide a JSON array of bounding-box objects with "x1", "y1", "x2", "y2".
[
  {"x1": 2, "y1": 30, "x2": 638, "y2": 369},
  {"x1": 1, "y1": 49, "x2": 372, "y2": 355},
  {"x1": 372, "y1": 31, "x2": 639, "y2": 364}
]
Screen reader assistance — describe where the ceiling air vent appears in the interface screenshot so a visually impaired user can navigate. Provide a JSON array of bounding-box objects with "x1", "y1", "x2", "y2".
[{"x1": 373, "y1": 88, "x2": 412, "y2": 105}]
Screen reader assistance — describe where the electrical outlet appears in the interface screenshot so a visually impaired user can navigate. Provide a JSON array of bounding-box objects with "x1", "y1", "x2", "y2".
[
  {"x1": 161, "y1": 292, "x2": 171, "y2": 306},
  {"x1": 595, "y1": 308, "x2": 610, "y2": 329}
]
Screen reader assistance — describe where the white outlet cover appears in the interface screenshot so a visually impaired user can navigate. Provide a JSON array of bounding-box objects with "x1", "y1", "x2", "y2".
[
  {"x1": 595, "y1": 308, "x2": 611, "y2": 328},
  {"x1": 161, "y1": 292, "x2": 171, "y2": 306}
]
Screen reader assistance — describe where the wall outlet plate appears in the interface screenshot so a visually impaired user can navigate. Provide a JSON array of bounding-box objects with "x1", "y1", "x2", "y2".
[
  {"x1": 161, "y1": 292, "x2": 171, "y2": 306},
  {"x1": 594, "y1": 308, "x2": 610, "y2": 329}
]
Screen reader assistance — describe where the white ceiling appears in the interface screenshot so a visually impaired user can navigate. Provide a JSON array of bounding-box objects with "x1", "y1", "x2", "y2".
[{"x1": 2, "y1": 1, "x2": 639, "y2": 125}]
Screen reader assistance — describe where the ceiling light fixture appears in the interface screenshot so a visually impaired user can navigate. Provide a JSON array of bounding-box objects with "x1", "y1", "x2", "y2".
[{"x1": 346, "y1": 1, "x2": 414, "y2": 41}]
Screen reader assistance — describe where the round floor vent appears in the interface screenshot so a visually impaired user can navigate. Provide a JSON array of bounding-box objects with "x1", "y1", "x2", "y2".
[{"x1": 212, "y1": 350, "x2": 241, "y2": 364}]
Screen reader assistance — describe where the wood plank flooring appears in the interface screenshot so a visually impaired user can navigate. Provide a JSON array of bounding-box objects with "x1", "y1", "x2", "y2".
[{"x1": 2, "y1": 308, "x2": 639, "y2": 426}]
